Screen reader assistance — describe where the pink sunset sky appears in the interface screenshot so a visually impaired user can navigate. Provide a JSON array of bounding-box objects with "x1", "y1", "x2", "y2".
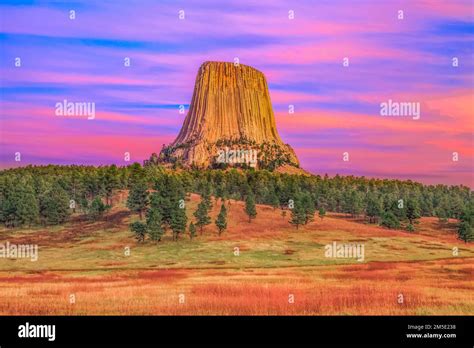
[{"x1": 0, "y1": 0, "x2": 473, "y2": 187}]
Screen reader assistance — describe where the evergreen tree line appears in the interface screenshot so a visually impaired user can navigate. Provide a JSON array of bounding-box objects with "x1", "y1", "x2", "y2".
[
  {"x1": 0, "y1": 164, "x2": 472, "y2": 242},
  {"x1": 127, "y1": 175, "x2": 229, "y2": 242}
]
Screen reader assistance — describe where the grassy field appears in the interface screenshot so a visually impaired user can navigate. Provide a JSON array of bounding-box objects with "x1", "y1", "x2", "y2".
[{"x1": 0, "y1": 193, "x2": 472, "y2": 315}]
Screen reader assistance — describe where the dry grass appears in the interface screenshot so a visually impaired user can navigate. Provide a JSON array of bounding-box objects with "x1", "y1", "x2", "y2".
[
  {"x1": 0, "y1": 193, "x2": 472, "y2": 315},
  {"x1": 0, "y1": 257, "x2": 472, "y2": 315}
]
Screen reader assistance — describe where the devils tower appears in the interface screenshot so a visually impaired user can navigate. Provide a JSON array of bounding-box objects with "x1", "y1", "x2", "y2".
[{"x1": 157, "y1": 61, "x2": 300, "y2": 170}]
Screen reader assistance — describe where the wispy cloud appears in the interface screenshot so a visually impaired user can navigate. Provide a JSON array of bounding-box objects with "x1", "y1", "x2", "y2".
[{"x1": 0, "y1": 0, "x2": 472, "y2": 186}]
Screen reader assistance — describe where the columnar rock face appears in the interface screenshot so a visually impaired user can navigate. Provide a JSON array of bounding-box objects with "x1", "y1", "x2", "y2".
[{"x1": 159, "y1": 61, "x2": 299, "y2": 169}]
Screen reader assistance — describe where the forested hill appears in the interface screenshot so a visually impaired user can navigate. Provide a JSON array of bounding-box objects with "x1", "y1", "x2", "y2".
[{"x1": 0, "y1": 164, "x2": 472, "y2": 241}]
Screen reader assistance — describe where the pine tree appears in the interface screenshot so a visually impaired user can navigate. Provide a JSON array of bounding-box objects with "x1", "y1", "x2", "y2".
[
  {"x1": 39, "y1": 181, "x2": 71, "y2": 225},
  {"x1": 128, "y1": 162, "x2": 145, "y2": 183},
  {"x1": 301, "y1": 193, "x2": 315, "y2": 224},
  {"x1": 160, "y1": 195, "x2": 173, "y2": 227},
  {"x1": 458, "y1": 222, "x2": 473, "y2": 243},
  {"x1": 215, "y1": 181, "x2": 228, "y2": 205},
  {"x1": 146, "y1": 206, "x2": 164, "y2": 242},
  {"x1": 350, "y1": 190, "x2": 364, "y2": 217},
  {"x1": 215, "y1": 203, "x2": 228, "y2": 235},
  {"x1": 189, "y1": 222, "x2": 196, "y2": 240},
  {"x1": 126, "y1": 180, "x2": 148, "y2": 219},
  {"x1": 388, "y1": 197, "x2": 406, "y2": 221},
  {"x1": 458, "y1": 204, "x2": 473, "y2": 243},
  {"x1": 245, "y1": 191, "x2": 257, "y2": 223},
  {"x1": 435, "y1": 207, "x2": 448, "y2": 223},
  {"x1": 450, "y1": 195, "x2": 465, "y2": 220},
  {"x1": 420, "y1": 191, "x2": 434, "y2": 216},
  {"x1": 88, "y1": 197, "x2": 109, "y2": 220},
  {"x1": 406, "y1": 198, "x2": 421, "y2": 225},
  {"x1": 437, "y1": 197, "x2": 451, "y2": 220},
  {"x1": 342, "y1": 189, "x2": 353, "y2": 215},
  {"x1": 0, "y1": 185, "x2": 15, "y2": 227},
  {"x1": 194, "y1": 198, "x2": 211, "y2": 234},
  {"x1": 149, "y1": 192, "x2": 170, "y2": 229},
  {"x1": 99, "y1": 165, "x2": 120, "y2": 205},
  {"x1": 83, "y1": 171, "x2": 100, "y2": 200},
  {"x1": 170, "y1": 204, "x2": 187, "y2": 241},
  {"x1": 200, "y1": 181, "x2": 213, "y2": 211},
  {"x1": 290, "y1": 195, "x2": 306, "y2": 229},
  {"x1": 18, "y1": 181, "x2": 40, "y2": 227},
  {"x1": 380, "y1": 211, "x2": 400, "y2": 229},
  {"x1": 270, "y1": 191, "x2": 280, "y2": 210},
  {"x1": 130, "y1": 221, "x2": 146, "y2": 242},
  {"x1": 157, "y1": 174, "x2": 186, "y2": 222},
  {"x1": 366, "y1": 193, "x2": 382, "y2": 223},
  {"x1": 318, "y1": 207, "x2": 326, "y2": 220}
]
